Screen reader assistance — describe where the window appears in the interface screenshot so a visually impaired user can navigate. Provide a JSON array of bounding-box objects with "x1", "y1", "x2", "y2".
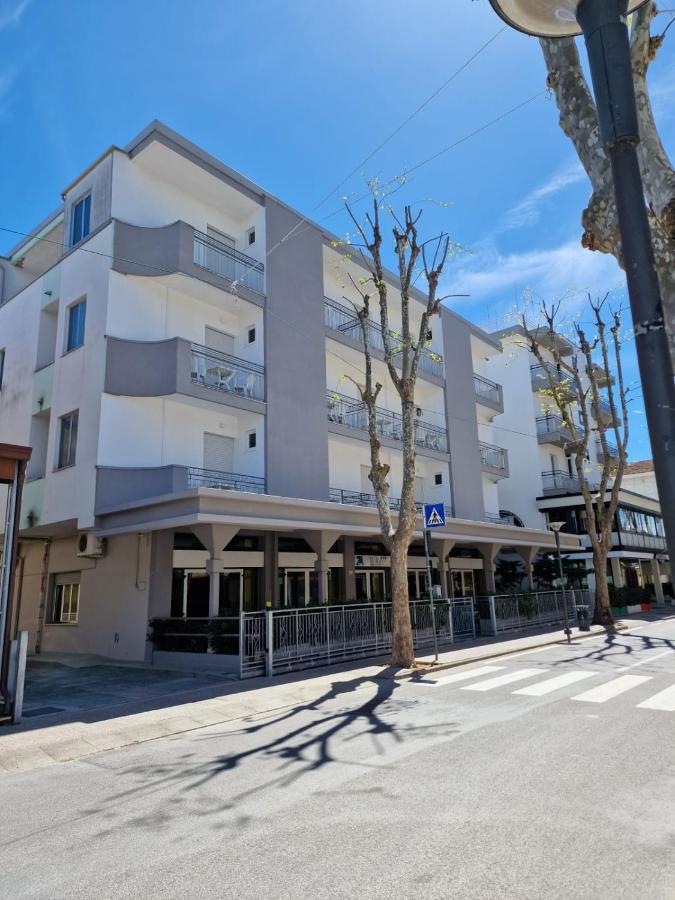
[
  {"x1": 248, "y1": 430, "x2": 257, "y2": 450},
  {"x1": 247, "y1": 227, "x2": 256, "y2": 245},
  {"x1": 0, "y1": 348, "x2": 4, "y2": 389},
  {"x1": 66, "y1": 299, "x2": 86, "y2": 352},
  {"x1": 71, "y1": 194, "x2": 91, "y2": 246},
  {"x1": 51, "y1": 577, "x2": 80, "y2": 624},
  {"x1": 434, "y1": 472, "x2": 443, "y2": 486},
  {"x1": 247, "y1": 327, "x2": 256, "y2": 344},
  {"x1": 57, "y1": 411, "x2": 78, "y2": 469}
]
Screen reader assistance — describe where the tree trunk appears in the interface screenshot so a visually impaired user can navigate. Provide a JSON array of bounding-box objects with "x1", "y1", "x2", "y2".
[
  {"x1": 390, "y1": 537, "x2": 415, "y2": 667},
  {"x1": 592, "y1": 546, "x2": 615, "y2": 630}
]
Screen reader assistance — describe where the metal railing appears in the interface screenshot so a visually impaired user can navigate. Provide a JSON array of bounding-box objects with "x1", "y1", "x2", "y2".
[
  {"x1": 324, "y1": 297, "x2": 444, "y2": 379},
  {"x1": 484, "y1": 512, "x2": 516, "y2": 526},
  {"x1": 484, "y1": 590, "x2": 589, "y2": 634},
  {"x1": 241, "y1": 596, "x2": 476, "y2": 677},
  {"x1": 536, "y1": 414, "x2": 585, "y2": 440},
  {"x1": 479, "y1": 442, "x2": 507, "y2": 471},
  {"x1": 530, "y1": 362, "x2": 574, "y2": 392},
  {"x1": 596, "y1": 439, "x2": 619, "y2": 458},
  {"x1": 329, "y1": 487, "x2": 425, "y2": 513},
  {"x1": 193, "y1": 230, "x2": 265, "y2": 294},
  {"x1": 540, "y1": 469, "x2": 581, "y2": 495},
  {"x1": 326, "y1": 391, "x2": 448, "y2": 453},
  {"x1": 473, "y1": 373, "x2": 501, "y2": 405},
  {"x1": 191, "y1": 344, "x2": 265, "y2": 400},
  {"x1": 188, "y1": 467, "x2": 266, "y2": 493}
]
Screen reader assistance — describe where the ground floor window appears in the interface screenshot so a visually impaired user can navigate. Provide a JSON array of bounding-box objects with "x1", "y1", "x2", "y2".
[{"x1": 50, "y1": 577, "x2": 80, "y2": 624}]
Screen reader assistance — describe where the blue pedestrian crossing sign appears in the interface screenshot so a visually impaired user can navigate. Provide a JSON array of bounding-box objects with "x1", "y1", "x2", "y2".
[{"x1": 423, "y1": 502, "x2": 445, "y2": 529}]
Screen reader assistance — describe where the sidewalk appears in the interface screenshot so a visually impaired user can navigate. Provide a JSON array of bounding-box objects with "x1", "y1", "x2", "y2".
[{"x1": 0, "y1": 614, "x2": 662, "y2": 775}]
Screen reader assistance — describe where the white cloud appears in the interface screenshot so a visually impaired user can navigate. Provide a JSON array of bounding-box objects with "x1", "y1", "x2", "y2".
[
  {"x1": 500, "y1": 159, "x2": 586, "y2": 232},
  {"x1": 0, "y1": 0, "x2": 30, "y2": 30},
  {"x1": 448, "y1": 238, "x2": 624, "y2": 320}
]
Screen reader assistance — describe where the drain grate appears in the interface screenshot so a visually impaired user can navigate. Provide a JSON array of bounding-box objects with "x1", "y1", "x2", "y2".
[{"x1": 21, "y1": 706, "x2": 64, "y2": 718}]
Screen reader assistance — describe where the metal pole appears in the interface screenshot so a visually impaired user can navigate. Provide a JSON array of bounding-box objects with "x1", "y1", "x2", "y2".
[
  {"x1": 424, "y1": 528, "x2": 439, "y2": 661},
  {"x1": 554, "y1": 529, "x2": 572, "y2": 643},
  {"x1": 576, "y1": 0, "x2": 675, "y2": 573}
]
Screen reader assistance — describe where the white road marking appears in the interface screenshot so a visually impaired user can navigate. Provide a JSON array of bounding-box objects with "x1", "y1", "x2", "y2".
[
  {"x1": 637, "y1": 684, "x2": 675, "y2": 712},
  {"x1": 571, "y1": 674, "x2": 652, "y2": 703},
  {"x1": 513, "y1": 671, "x2": 597, "y2": 696},
  {"x1": 413, "y1": 665, "x2": 505, "y2": 687},
  {"x1": 621, "y1": 648, "x2": 674, "y2": 669},
  {"x1": 461, "y1": 668, "x2": 545, "y2": 692}
]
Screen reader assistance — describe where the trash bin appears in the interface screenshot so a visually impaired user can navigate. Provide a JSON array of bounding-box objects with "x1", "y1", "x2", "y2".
[{"x1": 576, "y1": 604, "x2": 590, "y2": 631}]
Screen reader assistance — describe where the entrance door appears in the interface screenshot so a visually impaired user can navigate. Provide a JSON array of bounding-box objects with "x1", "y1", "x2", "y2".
[
  {"x1": 369, "y1": 570, "x2": 386, "y2": 602},
  {"x1": 285, "y1": 570, "x2": 308, "y2": 607},
  {"x1": 451, "y1": 570, "x2": 475, "y2": 598},
  {"x1": 407, "y1": 570, "x2": 427, "y2": 600},
  {"x1": 355, "y1": 570, "x2": 387, "y2": 602},
  {"x1": 219, "y1": 570, "x2": 243, "y2": 615}
]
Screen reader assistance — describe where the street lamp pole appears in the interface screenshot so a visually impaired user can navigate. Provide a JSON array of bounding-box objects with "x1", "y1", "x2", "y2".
[
  {"x1": 487, "y1": 0, "x2": 675, "y2": 586},
  {"x1": 549, "y1": 521, "x2": 572, "y2": 643}
]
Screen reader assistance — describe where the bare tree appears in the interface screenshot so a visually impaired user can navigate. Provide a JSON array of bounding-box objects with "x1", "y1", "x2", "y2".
[
  {"x1": 523, "y1": 297, "x2": 630, "y2": 629},
  {"x1": 540, "y1": 2, "x2": 675, "y2": 359},
  {"x1": 339, "y1": 201, "x2": 455, "y2": 667}
]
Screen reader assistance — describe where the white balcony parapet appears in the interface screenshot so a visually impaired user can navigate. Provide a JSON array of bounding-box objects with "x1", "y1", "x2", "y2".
[
  {"x1": 191, "y1": 344, "x2": 265, "y2": 401},
  {"x1": 324, "y1": 297, "x2": 444, "y2": 380}
]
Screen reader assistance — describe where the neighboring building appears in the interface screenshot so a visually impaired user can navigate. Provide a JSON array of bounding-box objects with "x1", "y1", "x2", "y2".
[
  {"x1": 0, "y1": 122, "x2": 580, "y2": 663},
  {"x1": 487, "y1": 327, "x2": 670, "y2": 603},
  {"x1": 623, "y1": 459, "x2": 658, "y2": 500}
]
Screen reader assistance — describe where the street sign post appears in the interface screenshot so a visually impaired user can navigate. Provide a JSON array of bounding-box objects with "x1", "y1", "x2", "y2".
[{"x1": 422, "y1": 504, "x2": 446, "y2": 661}]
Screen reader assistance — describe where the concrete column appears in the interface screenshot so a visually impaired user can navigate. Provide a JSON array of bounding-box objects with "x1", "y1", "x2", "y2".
[
  {"x1": 263, "y1": 532, "x2": 279, "y2": 608},
  {"x1": 433, "y1": 539, "x2": 455, "y2": 598},
  {"x1": 302, "y1": 531, "x2": 335, "y2": 605},
  {"x1": 481, "y1": 543, "x2": 502, "y2": 594},
  {"x1": 191, "y1": 525, "x2": 239, "y2": 618},
  {"x1": 610, "y1": 556, "x2": 623, "y2": 588},
  {"x1": 148, "y1": 530, "x2": 174, "y2": 619},
  {"x1": 343, "y1": 535, "x2": 356, "y2": 602},
  {"x1": 651, "y1": 558, "x2": 665, "y2": 607},
  {"x1": 515, "y1": 546, "x2": 540, "y2": 592}
]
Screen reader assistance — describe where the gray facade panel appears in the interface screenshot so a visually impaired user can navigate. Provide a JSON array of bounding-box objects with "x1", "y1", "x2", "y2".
[
  {"x1": 264, "y1": 199, "x2": 329, "y2": 501},
  {"x1": 104, "y1": 336, "x2": 180, "y2": 396},
  {"x1": 95, "y1": 466, "x2": 188, "y2": 513},
  {"x1": 441, "y1": 310, "x2": 485, "y2": 521}
]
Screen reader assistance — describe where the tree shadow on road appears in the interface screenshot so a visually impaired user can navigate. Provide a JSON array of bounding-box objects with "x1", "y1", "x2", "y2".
[
  {"x1": 554, "y1": 630, "x2": 675, "y2": 666},
  {"x1": 81, "y1": 670, "x2": 459, "y2": 836}
]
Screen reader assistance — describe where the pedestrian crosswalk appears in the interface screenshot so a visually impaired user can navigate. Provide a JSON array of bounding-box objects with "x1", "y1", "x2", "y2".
[{"x1": 413, "y1": 662, "x2": 675, "y2": 712}]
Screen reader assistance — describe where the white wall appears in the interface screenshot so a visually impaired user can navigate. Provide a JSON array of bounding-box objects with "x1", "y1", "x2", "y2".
[{"x1": 624, "y1": 471, "x2": 658, "y2": 500}]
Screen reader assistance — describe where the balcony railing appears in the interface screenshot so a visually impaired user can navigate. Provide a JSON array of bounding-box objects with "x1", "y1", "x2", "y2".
[
  {"x1": 193, "y1": 230, "x2": 265, "y2": 294},
  {"x1": 541, "y1": 470, "x2": 582, "y2": 495},
  {"x1": 326, "y1": 391, "x2": 448, "y2": 453},
  {"x1": 479, "y1": 442, "x2": 507, "y2": 471},
  {"x1": 484, "y1": 512, "x2": 516, "y2": 526},
  {"x1": 329, "y1": 488, "x2": 454, "y2": 518},
  {"x1": 530, "y1": 362, "x2": 574, "y2": 393},
  {"x1": 324, "y1": 297, "x2": 444, "y2": 380},
  {"x1": 596, "y1": 439, "x2": 619, "y2": 459},
  {"x1": 473, "y1": 373, "x2": 501, "y2": 406},
  {"x1": 191, "y1": 344, "x2": 265, "y2": 401},
  {"x1": 188, "y1": 467, "x2": 266, "y2": 493},
  {"x1": 536, "y1": 414, "x2": 585, "y2": 441}
]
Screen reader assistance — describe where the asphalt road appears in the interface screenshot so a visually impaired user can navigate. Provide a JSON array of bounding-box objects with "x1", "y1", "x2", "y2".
[{"x1": 3, "y1": 618, "x2": 675, "y2": 899}]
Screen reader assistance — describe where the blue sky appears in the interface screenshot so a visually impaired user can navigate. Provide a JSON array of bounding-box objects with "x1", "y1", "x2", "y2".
[{"x1": 1, "y1": 0, "x2": 673, "y2": 458}]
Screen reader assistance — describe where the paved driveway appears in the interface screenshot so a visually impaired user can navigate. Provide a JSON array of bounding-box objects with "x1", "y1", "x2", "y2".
[{"x1": 21, "y1": 659, "x2": 236, "y2": 720}]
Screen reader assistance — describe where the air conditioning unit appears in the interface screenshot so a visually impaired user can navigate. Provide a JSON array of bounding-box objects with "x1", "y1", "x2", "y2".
[{"x1": 77, "y1": 532, "x2": 106, "y2": 558}]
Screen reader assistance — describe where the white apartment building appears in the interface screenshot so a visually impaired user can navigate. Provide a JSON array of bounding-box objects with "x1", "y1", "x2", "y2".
[
  {"x1": 487, "y1": 326, "x2": 670, "y2": 602},
  {"x1": 0, "y1": 121, "x2": 582, "y2": 665}
]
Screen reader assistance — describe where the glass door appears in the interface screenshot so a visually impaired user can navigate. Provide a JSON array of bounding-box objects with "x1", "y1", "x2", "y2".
[
  {"x1": 219, "y1": 570, "x2": 243, "y2": 615},
  {"x1": 451, "y1": 570, "x2": 475, "y2": 598},
  {"x1": 284, "y1": 569, "x2": 309, "y2": 607},
  {"x1": 369, "y1": 570, "x2": 386, "y2": 602}
]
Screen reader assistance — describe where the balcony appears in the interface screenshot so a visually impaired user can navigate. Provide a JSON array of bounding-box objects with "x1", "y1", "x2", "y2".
[
  {"x1": 193, "y1": 230, "x2": 264, "y2": 295},
  {"x1": 326, "y1": 391, "x2": 448, "y2": 454},
  {"x1": 473, "y1": 373, "x2": 504, "y2": 415},
  {"x1": 540, "y1": 470, "x2": 582, "y2": 496},
  {"x1": 593, "y1": 396, "x2": 620, "y2": 426},
  {"x1": 329, "y1": 488, "x2": 454, "y2": 518},
  {"x1": 596, "y1": 439, "x2": 619, "y2": 459},
  {"x1": 95, "y1": 465, "x2": 266, "y2": 513},
  {"x1": 479, "y1": 442, "x2": 509, "y2": 479},
  {"x1": 105, "y1": 337, "x2": 265, "y2": 412},
  {"x1": 324, "y1": 297, "x2": 444, "y2": 381},
  {"x1": 536, "y1": 414, "x2": 584, "y2": 449},
  {"x1": 530, "y1": 362, "x2": 574, "y2": 395},
  {"x1": 484, "y1": 512, "x2": 516, "y2": 526},
  {"x1": 112, "y1": 221, "x2": 265, "y2": 304},
  {"x1": 191, "y1": 344, "x2": 264, "y2": 401}
]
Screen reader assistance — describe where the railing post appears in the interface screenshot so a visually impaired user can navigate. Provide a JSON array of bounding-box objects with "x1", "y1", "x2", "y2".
[
  {"x1": 471, "y1": 597, "x2": 476, "y2": 639},
  {"x1": 239, "y1": 612, "x2": 244, "y2": 679},
  {"x1": 489, "y1": 595, "x2": 498, "y2": 636},
  {"x1": 325, "y1": 606, "x2": 331, "y2": 663},
  {"x1": 265, "y1": 608, "x2": 273, "y2": 678},
  {"x1": 447, "y1": 599, "x2": 454, "y2": 645}
]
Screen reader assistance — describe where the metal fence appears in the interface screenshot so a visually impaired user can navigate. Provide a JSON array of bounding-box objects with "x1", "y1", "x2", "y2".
[
  {"x1": 479, "y1": 442, "x2": 507, "y2": 471},
  {"x1": 486, "y1": 590, "x2": 591, "y2": 634},
  {"x1": 240, "y1": 597, "x2": 476, "y2": 678},
  {"x1": 326, "y1": 391, "x2": 448, "y2": 452},
  {"x1": 473, "y1": 373, "x2": 501, "y2": 405},
  {"x1": 187, "y1": 467, "x2": 266, "y2": 493},
  {"x1": 193, "y1": 230, "x2": 265, "y2": 294}
]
